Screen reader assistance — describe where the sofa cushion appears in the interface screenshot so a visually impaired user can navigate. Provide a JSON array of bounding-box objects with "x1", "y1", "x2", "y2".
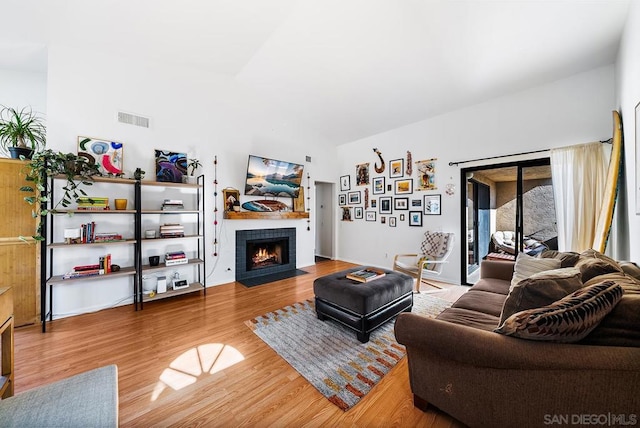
[
  {"x1": 580, "y1": 294, "x2": 640, "y2": 347},
  {"x1": 500, "y1": 268, "x2": 583, "y2": 325},
  {"x1": 494, "y1": 281, "x2": 624, "y2": 342},
  {"x1": 583, "y1": 272, "x2": 640, "y2": 294},
  {"x1": 575, "y1": 257, "x2": 621, "y2": 283},
  {"x1": 469, "y1": 278, "x2": 511, "y2": 296},
  {"x1": 511, "y1": 252, "x2": 561, "y2": 287},
  {"x1": 579, "y1": 249, "x2": 623, "y2": 272},
  {"x1": 436, "y1": 307, "x2": 499, "y2": 332},
  {"x1": 619, "y1": 261, "x2": 640, "y2": 281},
  {"x1": 452, "y1": 290, "x2": 506, "y2": 317},
  {"x1": 539, "y1": 250, "x2": 581, "y2": 268}
]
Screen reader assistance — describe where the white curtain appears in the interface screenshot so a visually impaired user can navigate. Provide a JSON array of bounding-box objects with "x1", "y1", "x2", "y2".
[{"x1": 551, "y1": 142, "x2": 609, "y2": 252}]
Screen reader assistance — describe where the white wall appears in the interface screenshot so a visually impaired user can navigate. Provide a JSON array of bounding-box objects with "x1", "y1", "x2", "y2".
[
  {"x1": 336, "y1": 65, "x2": 616, "y2": 284},
  {"x1": 44, "y1": 44, "x2": 337, "y2": 318},
  {"x1": 0, "y1": 68, "x2": 47, "y2": 114},
  {"x1": 616, "y1": 1, "x2": 640, "y2": 262}
]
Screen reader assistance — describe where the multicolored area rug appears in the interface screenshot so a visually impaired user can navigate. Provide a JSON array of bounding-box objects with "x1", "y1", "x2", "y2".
[{"x1": 245, "y1": 294, "x2": 451, "y2": 411}]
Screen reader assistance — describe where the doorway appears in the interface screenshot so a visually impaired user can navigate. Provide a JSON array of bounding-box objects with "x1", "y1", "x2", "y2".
[
  {"x1": 461, "y1": 158, "x2": 558, "y2": 284},
  {"x1": 315, "y1": 181, "x2": 335, "y2": 260}
]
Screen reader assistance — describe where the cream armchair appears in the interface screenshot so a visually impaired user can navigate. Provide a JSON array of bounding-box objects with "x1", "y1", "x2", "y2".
[{"x1": 393, "y1": 231, "x2": 454, "y2": 292}]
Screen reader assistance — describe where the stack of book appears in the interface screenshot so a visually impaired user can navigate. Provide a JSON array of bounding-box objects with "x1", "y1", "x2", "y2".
[
  {"x1": 162, "y1": 199, "x2": 184, "y2": 210},
  {"x1": 76, "y1": 197, "x2": 110, "y2": 211},
  {"x1": 62, "y1": 254, "x2": 112, "y2": 279},
  {"x1": 94, "y1": 232, "x2": 124, "y2": 243},
  {"x1": 165, "y1": 251, "x2": 188, "y2": 266},
  {"x1": 160, "y1": 223, "x2": 184, "y2": 238},
  {"x1": 346, "y1": 267, "x2": 386, "y2": 283},
  {"x1": 80, "y1": 222, "x2": 96, "y2": 243}
]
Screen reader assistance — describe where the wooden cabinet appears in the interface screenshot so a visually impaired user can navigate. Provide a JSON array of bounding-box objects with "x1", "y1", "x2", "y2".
[
  {"x1": 0, "y1": 287, "x2": 14, "y2": 399},
  {"x1": 0, "y1": 159, "x2": 39, "y2": 327}
]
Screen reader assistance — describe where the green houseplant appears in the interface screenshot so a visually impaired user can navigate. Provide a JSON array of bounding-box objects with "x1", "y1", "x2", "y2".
[
  {"x1": 21, "y1": 148, "x2": 101, "y2": 239},
  {"x1": 0, "y1": 106, "x2": 47, "y2": 159}
]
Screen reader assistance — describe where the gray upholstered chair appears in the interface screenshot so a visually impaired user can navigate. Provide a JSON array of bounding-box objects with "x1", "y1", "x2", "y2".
[{"x1": 393, "y1": 231, "x2": 455, "y2": 292}]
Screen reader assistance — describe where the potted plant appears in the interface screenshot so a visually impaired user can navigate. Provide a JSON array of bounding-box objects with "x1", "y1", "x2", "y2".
[
  {"x1": 183, "y1": 158, "x2": 202, "y2": 184},
  {"x1": 0, "y1": 106, "x2": 46, "y2": 159},
  {"x1": 20, "y1": 149, "x2": 101, "y2": 239}
]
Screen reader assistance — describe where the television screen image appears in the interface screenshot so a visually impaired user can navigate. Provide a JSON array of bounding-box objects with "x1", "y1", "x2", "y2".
[{"x1": 244, "y1": 155, "x2": 304, "y2": 198}]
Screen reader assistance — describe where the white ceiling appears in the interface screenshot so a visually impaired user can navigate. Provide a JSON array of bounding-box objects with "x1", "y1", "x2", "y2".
[{"x1": 0, "y1": 0, "x2": 631, "y2": 144}]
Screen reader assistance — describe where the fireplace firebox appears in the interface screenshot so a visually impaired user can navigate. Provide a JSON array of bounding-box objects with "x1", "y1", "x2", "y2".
[{"x1": 236, "y1": 228, "x2": 297, "y2": 285}]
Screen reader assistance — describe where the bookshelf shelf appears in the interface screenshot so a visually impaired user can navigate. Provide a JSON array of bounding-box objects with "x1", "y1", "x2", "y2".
[{"x1": 40, "y1": 175, "x2": 206, "y2": 332}]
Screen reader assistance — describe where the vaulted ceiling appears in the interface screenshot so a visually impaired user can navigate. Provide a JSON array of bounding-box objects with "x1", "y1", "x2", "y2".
[{"x1": 0, "y1": 0, "x2": 630, "y2": 144}]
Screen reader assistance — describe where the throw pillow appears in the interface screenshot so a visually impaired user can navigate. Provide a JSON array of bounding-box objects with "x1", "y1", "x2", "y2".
[
  {"x1": 495, "y1": 281, "x2": 624, "y2": 343},
  {"x1": 579, "y1": 249, "x2": 622, "y2": 272},
  {"x1": 583, "y1": 272, "x2": 640, "y2": 294},
  {"x1": 511, "y1": 252, "x2": 561, "y2": 287},
  {"x1": 500, "y1": 267, "x2": 583, "y2": 324},
  {"x1": 619, "y1": 262, "x2": 640, "y2": 281},
  {"x1": 540, "y1": 250, "x2": 581, "y2": 268},
  {"x1": 575, "y1": 257, "x2": 621, "y2": 283}
]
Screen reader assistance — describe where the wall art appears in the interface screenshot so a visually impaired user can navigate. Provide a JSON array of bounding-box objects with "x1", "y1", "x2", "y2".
[
  {"x1": 373, "y1": 148, "x2": 385, "y2": 173},
  {"x1": 415, "y1": 158, "x2": 437, "y2": 190},
  {"x1": 222, "y1": 188, "x2": 240, "y2": 212},
  {"x1": 342, "y1": 207, "x2": 353, "y2": 221},
  {"x1": 78, "y1": 136, "x2": 123, "y2": 176},
  {"x1": 340, "y1": 175, "x2": 351, "y2": 191},
  {"x1": 155, "y1": 150, "x2": 187, "y2": 183},
  {"x1": 371, "y1": 199, "x2": 377, "y2": 208},
  {"x1": 356, "y1": 163, "x2": 370, "y2": 185},
  {"x1": 339, "y1": 194, "x2": 347, "y2": 206},
  {"x1": 381, "y1": 216, "x2": 386, "y2": 224},
  {"x1": 379, "y1": 196, "x2": 392, "y2": 214},
  {"x1": 348, "y1": 191, "x2": 361, "y2": 205},
  {"x1": 424, "y1": 194, "x2": 441, "y2": 215},
  {"x1": 354, "y1": 206, "x2": 363, "y2": 219},
  {"x1": 394, "y1": 178, "x2": 413, "y2": 195},
  {"x1": 389, "y1": 159, "x2": 404, "y2": 178},
  {"x1": 400, "y1": 214, "x2": 406, "y2": 221},
  {"x1": 372, "y1": 176, "x2": 385, "y2": 195},
  {"x1": 394, "y1": 197, "x2": 409, "y2": 210},
  {"x1": 409, "y1": 211, "x2": 423, "y2": 227},
  {"x1": 412, "y1": 198, "x2": 422, "y2": 207},
  {"x1": 389, "y1": 217, "x2": 397, "y2": 227},
  {"x1": 366, "y1": 211, "x2": 377, "y2": 221}
]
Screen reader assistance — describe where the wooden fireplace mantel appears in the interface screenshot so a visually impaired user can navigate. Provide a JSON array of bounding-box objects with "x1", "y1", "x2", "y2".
[{"x1": 224, "y1": 211, "x2": 309, "y2": 220}]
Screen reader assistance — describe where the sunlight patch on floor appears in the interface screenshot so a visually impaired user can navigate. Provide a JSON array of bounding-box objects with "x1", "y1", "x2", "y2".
[{"x1": 151, "y1": 343, "x2": 245, "y2": 401}]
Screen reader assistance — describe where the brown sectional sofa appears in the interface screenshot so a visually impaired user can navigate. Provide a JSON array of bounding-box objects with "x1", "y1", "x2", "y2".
[{"x1": 395, "y1": 255, "x2": 640, "y2": 428}]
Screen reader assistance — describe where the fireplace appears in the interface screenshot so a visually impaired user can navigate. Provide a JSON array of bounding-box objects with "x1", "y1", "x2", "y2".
[{"x1": 236, "y1": 228, "x2": 297, "y2": 285}]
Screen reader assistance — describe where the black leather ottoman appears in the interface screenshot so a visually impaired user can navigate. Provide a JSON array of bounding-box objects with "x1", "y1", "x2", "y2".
[{"x1": 313, "y1": 267, "x2": 413, "y2": 343}]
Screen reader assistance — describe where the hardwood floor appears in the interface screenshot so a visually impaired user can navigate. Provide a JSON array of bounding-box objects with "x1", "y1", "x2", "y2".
[{"x1": 14, "y1": 260, "x2": 467, "y2": 427}]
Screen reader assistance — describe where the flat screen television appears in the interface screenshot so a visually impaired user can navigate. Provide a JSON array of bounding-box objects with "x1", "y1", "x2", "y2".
[{"x1": 244, "y1": 155, "x2": 304, "y2": 198}]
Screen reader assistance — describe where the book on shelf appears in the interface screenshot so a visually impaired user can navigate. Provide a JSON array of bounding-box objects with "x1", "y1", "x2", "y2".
[
  {"x1": 62, "y1": 269, "x2": 100, "y2": 279},
  {"x1": 73, "y1": 263, "x2": 100, "y2": 272},
  {"x1": 346, "y1": 267, "x2": 386, "y2": 283},
  {"x1": 162, "y1": 199, "x2": 185, "y2": 210},
  {"x1": 93, "y1": 233, "x2": 124, "y2": 242},
  {"x1": 165, "y1": 258, "x2": 188, "y2": 266},
  {"x1": 165, "y1": 251, "x2": 186, "y2": 260}
]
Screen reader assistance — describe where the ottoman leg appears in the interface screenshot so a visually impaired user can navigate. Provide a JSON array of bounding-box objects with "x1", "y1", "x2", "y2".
[{"x1": 357, "y1": 331, "x2": 369, "y2": 343}]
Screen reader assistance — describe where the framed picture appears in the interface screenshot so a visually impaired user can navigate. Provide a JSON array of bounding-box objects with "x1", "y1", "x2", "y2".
[
  {"x1": 389, "y1": 159, "x2": 404, "y2": 178},
  {"x1": 424, "y1": 194, "x2": 441, "y2": 215},
  {"x1": 340, "y1": 175, "x2": 351, "y2": 191},
  {"x1": 339, "y1": 194, "x2": 347, "y2": 206},
  {"x1": 381, "y1": 216, "x2": 386, "y2": 224},
  {"x1": 371, "y1": 199, "x2": 377, "y2": 208},
  {"x1": 365, "y1": 211, "x2": 377, "y2": 221},
  {"x1": 409, "y1": 211, "x2": 423, "y2": 227},
  {"x1": 389, "y1": 217, "x2": 397, "y2": 227},
  {"x1": 394, "y1": 179, "x2": 413, "y2": 195},
  {"x1": 155, "y1": 150, "x2": 187, "y2": 183},
  {"x1": 400, "y1": 214, "x2": 406, "y2": 221},
  {"x1": 415, "y1": 158, "x2": 437, "y2": 191},
  {"x1": 394, "y1": 197, "x2": 409, "y2": 210},
  {"x1": 387, "y1": 184, "x2": 392, "y2": 192},
  {"x1": 348, "y1": 191, "x2": 361, "y2": 205},
  {"x1": 356, "y1": 163, "x2": 370, "y2": 186},
  {"x1": 372, "y1": 176, "x2": 385, "y2": 195},
  {"x1": 412, "y1": 199, "x2": 422, "y2": 207},
  {"x1": 222, "y1": 188, "x2": 240, "y2": 212},
  {"x1": 78, "y1": 136, "x2": 124, "y2": 176},
  {"x1": 379, "y1": 196, "x2": 392, "y2": 214},
  {"x1": 354, "y1": 206, "x2": 363, "y2": 219},
  {"x1": 341, "y1": 207, "x2": 352, "y2": 221}
]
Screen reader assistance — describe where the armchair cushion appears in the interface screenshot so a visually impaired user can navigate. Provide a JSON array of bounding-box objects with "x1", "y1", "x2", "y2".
[{"x1": 495, "y1": 281, "x2": 624, "y2": 343}]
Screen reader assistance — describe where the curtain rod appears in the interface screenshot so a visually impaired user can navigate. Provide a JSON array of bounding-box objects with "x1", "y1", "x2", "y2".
[{"x1": 448, "y1": 138, "x2": 612, "y2": 167}]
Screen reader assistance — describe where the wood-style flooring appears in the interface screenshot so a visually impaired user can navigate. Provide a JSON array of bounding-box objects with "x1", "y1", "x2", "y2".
[{"x1": 14, "y1": 260, "x2": 468, "y2": 427}]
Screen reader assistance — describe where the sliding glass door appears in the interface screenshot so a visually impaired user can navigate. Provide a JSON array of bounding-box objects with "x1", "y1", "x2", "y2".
[{"x1": 461, "y1": 158, "x2": 557, "y2": 285}]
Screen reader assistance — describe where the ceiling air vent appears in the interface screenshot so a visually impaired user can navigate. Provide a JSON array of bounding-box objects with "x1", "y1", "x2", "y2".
[{"x1": 117, "y1": 111, "x2": 150, "y2": 128}]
